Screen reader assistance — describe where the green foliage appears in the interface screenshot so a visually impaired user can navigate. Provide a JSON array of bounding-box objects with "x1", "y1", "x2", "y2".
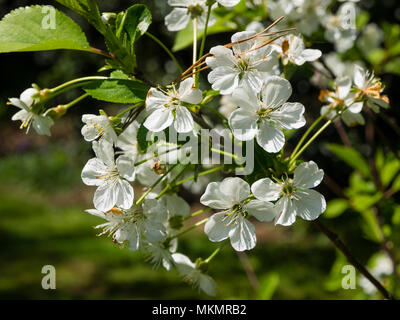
[
  {"x1": 325, "y1": 143, "x2": 371, "y2": 178},
  {"x1": 325, "y1": 199, "x2": 349, "y2": 219},
  {"x1": 0, "y1": 5, "x2": 90, "y2": 53},
  {"x1": 83, "y1": 79, "x2": 149, "y2": 103},
  {"x1": 116, "y1": 5, "x2": 152, "y2": 49},
  {"x1": 137, "y1": 122, "x2": 150, "y2": 152}
]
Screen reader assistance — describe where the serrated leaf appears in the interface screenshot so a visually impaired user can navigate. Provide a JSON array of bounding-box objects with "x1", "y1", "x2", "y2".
[
  {"x1": 0, "y1": 5, "x2": 91, "y2": 53},
  {"x1": 56, "y1": 0, "x2": 104, "y2": 32},
  {"x1": 83, "y1": 79, "x2": 149, "y2": 103},
  {"x1": 326, "y1": 143, "x2": 371, "y2": 178},
  {"x1": 121, "y1": 4, "x2": 152, "y2": 46}
]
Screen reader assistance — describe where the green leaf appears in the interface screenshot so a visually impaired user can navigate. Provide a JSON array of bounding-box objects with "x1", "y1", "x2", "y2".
[
  {"x1": 83, "y1": 79, "x2": 149, "y2": 103},
  {"x1": 172, "y1": 13, "x2": 237, "y2": 52},
  {"x1": 350, "y1": 193, "x2": 382, "y2": 212},
  {"x1": 56, "y1": 0, "x2": 104, "y2": 32},
  {"x1": 120, "y1": 5, "x2": 152, "y2": 46},
  {"x1": 360, "y1": 208, "x2": 383, "y2": 243},
  {"x1": 384, "y1": 57, "x2": 400, "y2": 76},
  {"x1": 324, "y1": 199, "x2": 349, "y2": 219},
  {"x1": 257, "y1": 272, "x2": 280, "y2": 300},
  {"x1": 380, "y1": 157, "x2": 400, "y2": 187},
  {"x1": 55, "y1": 0, "x2": 90, "y2": 16},
  {"x1": 326, "y1": 143, "x2": 371, "y2": 178},
  {"x1": 0, "y1": 5, "x2": 91, "y2": 53},
  {"x1": 392, "y1": 205, "x2": 400, "y2": 225},
  {"x1": 137, "y1": 123, "x2": 150, "y2": 152}
]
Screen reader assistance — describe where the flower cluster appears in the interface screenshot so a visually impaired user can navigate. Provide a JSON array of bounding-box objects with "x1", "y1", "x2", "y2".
[{"x1": 3, "y1": 0, "x2": 393, "y2": 297}]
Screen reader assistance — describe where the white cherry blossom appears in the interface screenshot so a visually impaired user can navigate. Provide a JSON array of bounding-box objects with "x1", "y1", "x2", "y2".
[
  {"x1": 200, "y1": 177, "x2": 276, "y2": 251},
  {"x1": 81, "y1": 140, "x2": 136, "y2": 212},
  {"x1": 81, "y1": 114, "x2": 118, "y2": 144},
  {"x1": 206, "y1": 31, "x2": 275, "y2": 94},
  {"x1": 273, "y1": 35, "x2": 322, "y2": 66},
  {"x1": 353, "y1": 65, "x2": 389, "y2": 113},
  {"x1": 86, "y1": 198, "x2": 167, "y2": 250},
  {"x1": 320, "y1": 76, "x2": 365, "y2": 127},
  {"x1": 9, "y1": 88, "x2": 54, "y2": 136},
  {"x1": 251, "y1": 161, "x2": 326, "y2": 226},
  {"x1": 144, "y1": 78, "x2": 202, "y2": 133},
  {"x1": 165, "y1": 0, "x2": 216, "y2": 32},
  {"x1": 229, "y1": 76, "x2": 306, "y2": 153}
]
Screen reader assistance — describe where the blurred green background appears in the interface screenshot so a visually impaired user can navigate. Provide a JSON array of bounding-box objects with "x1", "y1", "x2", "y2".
[{"x1": 1, "y1": 0, "x2": 400, "y2": 299}]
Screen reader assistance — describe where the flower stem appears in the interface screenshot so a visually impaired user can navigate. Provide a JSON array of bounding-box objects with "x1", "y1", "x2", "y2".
[
  {"x1": 136, "y1": 164, "x2": 179, "y2": 206},
  {"x1": 171, "y1": 217, "x2": 209, "y2": 240},
  {"x1": 195, "y1": 5, "x2": 212, "y2": 87},
  {"x1": 116, "y1": 102, "x2": 144, "y2": 119},
  {"x1": 291, "y1": 114, "x2": 325, "y2": 158},
  {"x1": 184, "y1": 208, "x2": 210, "y2": 221},
  {"x1": 192, "y1": 18, "x2": 198, "y2": 83},
  {"x1": 205, "y1": 246, "x2": 221, "y2": 264},
  {"x1": 64, "y1": 93, "x2": 90, "y2": 110},
  {"x1": 289, "y1": 120, "x2": 332, "y2": 166},
  {"x1": 156, "y1": 165, "x2": 188, "y2": 199},
  {"x1": 145, "y1": 32, "x2": 183, "y2": 74},
  {"x1": 174, "y1": 165, "x2": 224, "y2": 187},
  {"x1": 49, "y1": 76, "x2": 108, "y2": 96}
]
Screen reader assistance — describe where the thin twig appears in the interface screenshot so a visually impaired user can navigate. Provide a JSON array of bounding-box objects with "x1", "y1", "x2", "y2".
[
  {"x1": 236, "y1": 251, "x2": 260, "y2": 292},
  {"x1": 314, "y1": 220, "x2": 395, "y2": 300}
]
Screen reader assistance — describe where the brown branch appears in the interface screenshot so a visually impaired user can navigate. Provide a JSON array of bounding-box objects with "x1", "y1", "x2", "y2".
[
  {"x1": 334, "y1": 120, "x2": 352, "y2": 148},
  {"x1": 313, "y1": 220, "x2": 395, "y2": 300},
  {"x1": 236, "y1": 251, "x2": 260, "y2": 292}
]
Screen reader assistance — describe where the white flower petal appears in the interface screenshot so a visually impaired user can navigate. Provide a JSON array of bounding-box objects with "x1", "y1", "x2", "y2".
[
  {"x1": 204, "y1": 211, "x2": 232, "y2": 242},
  {"x1": 20, "y1": 88, "x2": 38, "y2": 107},
  {"x1": 229, "y1": 218, "x2": 256, "y2": 251},
  {"x1": 231, "y1": 31, "x2": 256, "y2": 55},
  {"x1": 231, "y1": 87, "x2": 259, "y2": 112},
  {"x1": 300, "y1": 49, "x2": 322, "y2": 63},
  {"x1": 274, "y1": 197, "x2": 296, "y2": 226},
  {"x1": 228, "y1": 108, "x2": 258, "y2": 141},
  {"x1": 336, "y1": 76, "x2": 352, "y2": 100},
  {"x1": 208, "y1": 67, "x2": 239, "y2": 95},
  {"x1": 348, "y1": 101, "x2": 363, "y2": 114},
  {"x1": 81, "y1": 158, "x2": 108, "y2": 186},
  {"x1": 116, "y1": 155, "x2": 136, "y2": 181},
  {"x1": 354, "y1": 65, "x2": 366, "y2": 89},
  {"x1": 244, "y1": 199, "x2": 277, "y2": 222},
  {"x1": 114, "y1": 179, "x2": 134, "y2": 210},
  {"x1": 293, "y1": 161, "x2": 324, "y2": 189},
  {"x1": 270, "y1": 102, "x2": 306, "y2": 130},
  {"x1": 165, "y1": 8, "x2": 190, "y2": 31},
  {"x1": 174, "y1": 106, "x2": 194, "y2": 133},
  {"x1": 292, "y1": 189, "x2": 326, "y2": 221},
  {"x1": 217, "y1": 0, "x2": 240, "y2": 7},
  {"x1": 94, "y1": 181, "x2": 118, "y2": 212},
  {"x1": 144, "y1": 107, "x2": 174, "y2": 132},
  {"x1": 206, "y1": 45, "x2": 236, "y2": 69},
  {"x1": 220, "y1": 177, "x2": 250, "y2": 203},
  {"x1": 92, "y1": 140, "x2": 115, "y2": 168},
  {"x1": 251, "y1": 178, "x2": 281, "y2": 202},
  {"x1": 261, "y1": 76, "x2": 292, "y2": 108},
  {"x1": 200, "y1": 182, "x2": 233, "y2": 209},
  {"x1": 256, "y1": 121, "x2": 285, "y2": 153}
]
